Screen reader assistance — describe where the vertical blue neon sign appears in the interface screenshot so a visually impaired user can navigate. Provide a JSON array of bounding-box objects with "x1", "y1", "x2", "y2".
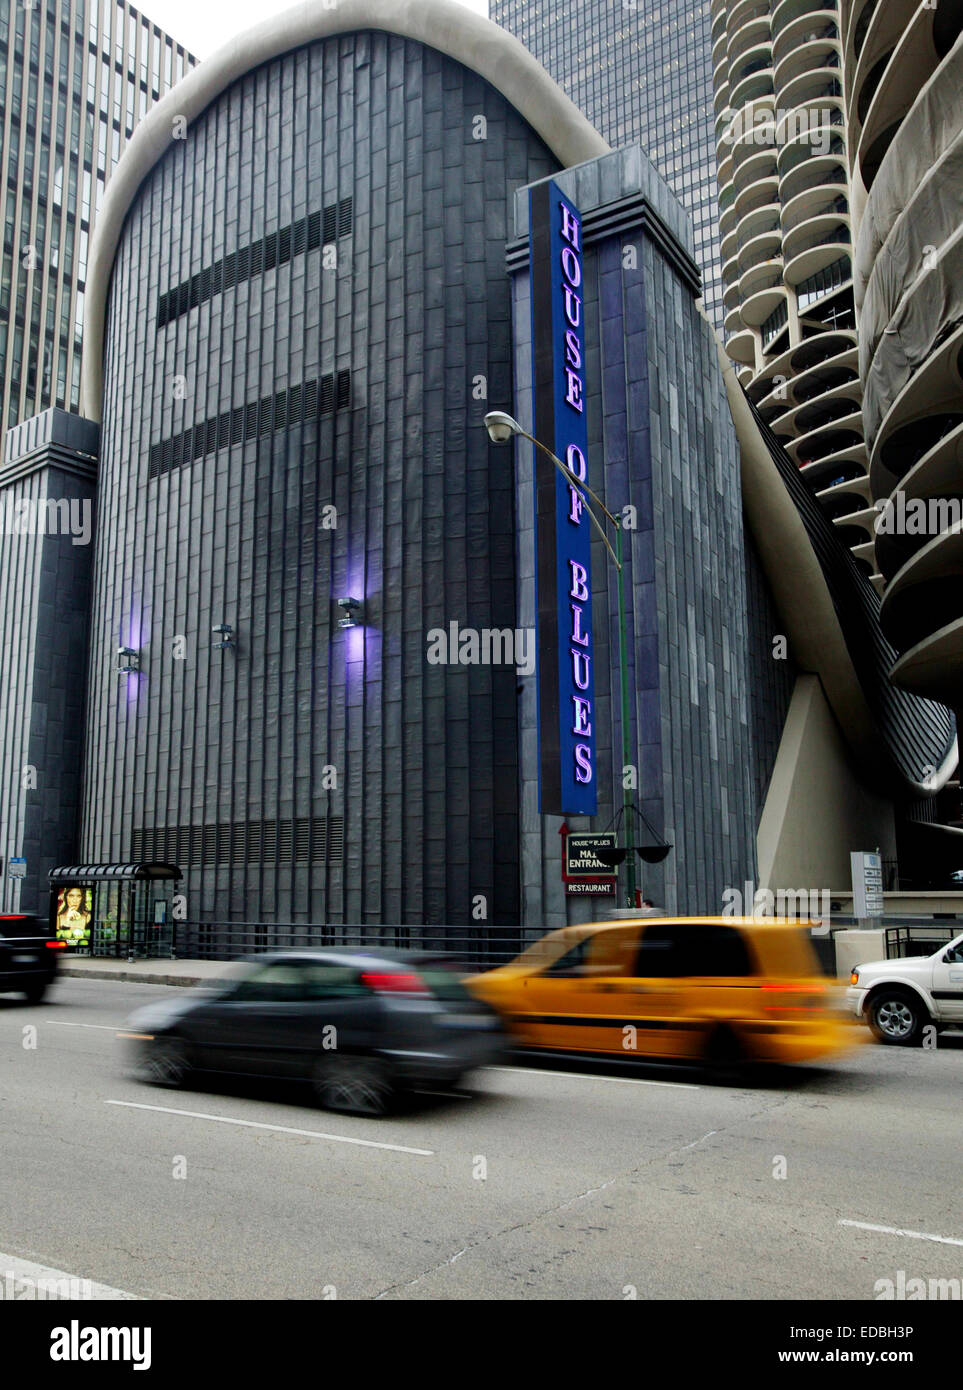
[{"x1": 530, "y1": 180, "x2": 596, "y2": 816}]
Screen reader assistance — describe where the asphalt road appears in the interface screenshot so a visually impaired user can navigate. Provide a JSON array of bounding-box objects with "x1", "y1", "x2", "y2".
[{"x1": 1, "y1": 976, "x2": 961, "y2": 1300}]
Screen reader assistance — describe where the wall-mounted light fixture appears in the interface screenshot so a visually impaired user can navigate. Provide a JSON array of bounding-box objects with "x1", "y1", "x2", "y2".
[
  {"x1": 117, "y1": 646, "x2": 141, "y2": 674},
  {"x1": 337, "y1": 596, "x2": 362, "y2": 630},
  {"x1": 211, "y1": 623, "x2": 236, "y2": 650}
]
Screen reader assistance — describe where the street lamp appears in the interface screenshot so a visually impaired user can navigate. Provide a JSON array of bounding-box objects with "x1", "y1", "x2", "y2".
[{"x1": 484, "y1": 410, "x2": 638, "y2": 908}]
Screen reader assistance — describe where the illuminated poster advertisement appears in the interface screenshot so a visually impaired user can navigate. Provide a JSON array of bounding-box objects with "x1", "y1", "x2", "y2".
[
  {"x1": 55, "y1": 886, "x2": 92, "y2": 949},
  {"x1": 530, "y1": 179, "x2": 597, "y2": 815}
]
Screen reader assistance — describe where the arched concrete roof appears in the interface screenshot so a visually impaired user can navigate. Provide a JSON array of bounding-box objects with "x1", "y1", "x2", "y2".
[{"x1": 80, "y1": 0, "x2": 610, "y2": 420}]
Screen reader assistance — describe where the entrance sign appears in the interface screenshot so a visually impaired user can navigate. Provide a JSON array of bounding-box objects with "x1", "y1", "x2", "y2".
[
  {"x1": 566, "y1": 833, "x2": 618, "y2": 876},
  {"x1": 530, "y1": 180, "x2": 597, "y2": 815}
]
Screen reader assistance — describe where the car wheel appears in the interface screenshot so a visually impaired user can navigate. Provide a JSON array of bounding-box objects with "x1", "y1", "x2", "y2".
[
  {"x1": 868, "y1": 991, "x2": 926, "y2": 1046},
  {"x1": 21, "y1": 980, "x2": 47, "y2": 1004},
  {"x1": 312, "y1": 1054, "x2": 392, "y2": 1116},
  {"x1": 703, "y1": 1026, "x2": 749, "y2": 1085},
  {"x1": 140, "y1": 1035, "x2": 192, "y2": 1086}
]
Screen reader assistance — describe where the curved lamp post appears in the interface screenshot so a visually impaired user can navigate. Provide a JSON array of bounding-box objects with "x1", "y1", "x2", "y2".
[{"x1": 484, "y1": 410, "x2": 638, "y2": 908}]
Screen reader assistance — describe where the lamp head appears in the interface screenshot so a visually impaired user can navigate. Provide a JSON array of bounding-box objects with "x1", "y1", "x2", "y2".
[{"x1": 484, "y1": 411, "x2": 521, "y2": 445}]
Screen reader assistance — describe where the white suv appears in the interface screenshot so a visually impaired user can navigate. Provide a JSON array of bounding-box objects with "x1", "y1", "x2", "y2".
[{"x1": 846, "y1": 932, "x2": 963, "y2": 1044}]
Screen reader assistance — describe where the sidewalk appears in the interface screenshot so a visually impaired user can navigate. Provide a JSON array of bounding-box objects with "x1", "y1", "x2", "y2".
[{"x1": 59, "y1": 957, "x2": 232, "y2": 988}]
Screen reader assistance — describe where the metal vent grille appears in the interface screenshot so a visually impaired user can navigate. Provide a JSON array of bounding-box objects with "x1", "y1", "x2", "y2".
[
  {"x1": 148, "y1": 370, "x2": 352, "y2": 479},
  {"x1": 131, "y1": 817, "x2": 344, "y2": 866},
  {"x1": 157, "y1": 197, "x2": 353, "y2": 328}
]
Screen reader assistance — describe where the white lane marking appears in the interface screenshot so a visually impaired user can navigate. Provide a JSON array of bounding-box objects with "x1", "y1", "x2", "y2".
[
  {"x1": 43, "y1": 1021, "x2": 121, "y2": 1031},
  {"x1": 839, "y1": 1220, "x2": 963, "y2": 1248},
  {"x1": 105, "y1": 1100, "x2": 435, "y2": 1156},
  {"x1": 486, "y1": 1065, "x2": 701, "y2": 1090},
  {"x1": 0, "y1": 1252, "x2": 141, "y2": 1300}
]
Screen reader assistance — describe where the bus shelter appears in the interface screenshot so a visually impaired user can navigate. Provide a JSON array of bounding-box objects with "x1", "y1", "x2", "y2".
[{"x1": 48, "y1": 863, "x2": 182, "y2": 958}]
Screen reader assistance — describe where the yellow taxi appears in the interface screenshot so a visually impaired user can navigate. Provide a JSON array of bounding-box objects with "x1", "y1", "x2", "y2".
[{"x1": 467, "y1": 917, "x2": 856, "y2": 1069}]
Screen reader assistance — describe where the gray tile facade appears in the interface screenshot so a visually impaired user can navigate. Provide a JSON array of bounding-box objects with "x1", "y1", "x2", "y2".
[
  {"x1": 0, "y1": 407, "x2": 98, "y2": 913},
  {"x1": 83, "y1": 34, "x2": 559, "y2": 926}
]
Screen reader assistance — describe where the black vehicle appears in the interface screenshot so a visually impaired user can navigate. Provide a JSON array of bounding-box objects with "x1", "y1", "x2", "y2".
[
  {"x1": 0, "y1": 914, "x2": 64, "y2": 1002},
  {"x1": 120, "y1": 948, "x2": 506, "y2": 1115}
]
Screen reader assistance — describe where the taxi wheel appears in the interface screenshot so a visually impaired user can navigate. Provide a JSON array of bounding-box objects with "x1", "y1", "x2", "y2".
[
  {"x1": 313, "y1": 1054, "x2": 392, "y2": 1116},
  {"x1": 868, "y1": 991, "x2": 925, "y2": 1046},
  {"x1": 702, "y1": 1026, "x2": 749, "y2": 1085}
]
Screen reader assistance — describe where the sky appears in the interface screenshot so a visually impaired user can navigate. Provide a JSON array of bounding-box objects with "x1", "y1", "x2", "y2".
[{"x1": 139, "y1": 0, "x2": 490, "y2": 60}]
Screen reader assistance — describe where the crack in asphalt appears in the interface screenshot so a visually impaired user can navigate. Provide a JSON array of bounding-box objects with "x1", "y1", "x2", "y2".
[{"x1": 371, "y1": 1093, "x2": 794, "y2": 1299}]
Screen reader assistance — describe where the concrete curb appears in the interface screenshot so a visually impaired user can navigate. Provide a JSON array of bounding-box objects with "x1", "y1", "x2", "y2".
[{"x1": 60, "y1": 967, "x2": 207, "y2": 988}]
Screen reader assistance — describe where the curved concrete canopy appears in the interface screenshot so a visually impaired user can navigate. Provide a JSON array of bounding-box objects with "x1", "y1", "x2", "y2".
[{"x1": 80, "y1": 0, "x2": 609, "y2": 420}]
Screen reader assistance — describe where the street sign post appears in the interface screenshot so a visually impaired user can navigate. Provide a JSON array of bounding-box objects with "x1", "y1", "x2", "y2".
[{"x1": 851, "y1": 850, "x2": 884, "y2": 927}]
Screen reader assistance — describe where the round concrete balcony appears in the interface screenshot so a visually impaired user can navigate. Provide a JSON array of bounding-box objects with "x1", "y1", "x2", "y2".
[
  {"x1": 778, "y1": 148, "x2": 847, "y2": 206},
  {"x1": 729, "y1": 14, "x2": 773, "y2": 66},
  {"x1": 780, "y1": 180, "x2": 847, "y2": 235},
  {"x1": 794, "y1": 418, "x2": 866, "y2": 467},
  {"x1": 775, "y1": 66, "x2": 843, "y2": 116},
  {"x1": 737, "y1": 227, "x2": 784, "y2": 276},
  {"x1": 817, "y1": 475, "x2": 874, "y2": 513},
  {"x1": 741, "y1": 276, "x2": 787, "y2": 328},
  {"x1": 790, "y1": 329, "x2": 858, "y2": 376},
  {"x1": 784, "y1": 232, "x2": 852, "y2": 288},
  {"x1": 774, "y1": 11, "x2": 840, "y2": 67},
  {"x1": 854, "y1": 5, "x2": 953, "y2": 191},
  {"x1": 734, "y1": 175, "x2": 779, "y2": 222},
  {"x1": 848, "y1": 0, "x2": 918, "y2": 146},
  {"x1": 732, "y1": 145, "x2": 779, "y2": 196},
  {"x1": 730, "y1": 0, "x2": 774, "y2": 33},
  {"x1": 714, "y1": 78, "x2": 733, "y2": 120},
  {"x1": 873, "y1": 411, "x2": 963, "y2": 500},
  {"x1": 870, "y1": 326, "x2": 963, "y2": 498},
  {"x1": 777, "y1": 122, "x2": 846, "y2": 189},
  {"x1": 736, "y1": 202, "x2": 781, "y2": 248},
  {"x1": 725, "y1": 303, "x2": 747, "y2": 337},
  {"x1": 732, "y1": 64, "x2": 776, "y2": 111},
  {"x1": 880, "y1": 529, "x2": 963, "y2": 668},
  {"x1": 792, "y1": 348, "x2": 859, "y2": 404},
  {"x1": 726, "y1": 328, "x2": 758, "y2": 367},
  {"x1": 772, "y1": 0, "x2": 838, "y2": 39},
  {"x1": 774, "y1": 33, "x2": 841, "y2": 94},
  {"x1": 888, "y1": 618, "x2": 963, "y2": 706}
]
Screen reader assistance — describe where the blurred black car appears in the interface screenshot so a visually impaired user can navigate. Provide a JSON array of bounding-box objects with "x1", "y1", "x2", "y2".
[
  {"x1": 0, "y1": 915, "x2": 64, "y2": 1002},
  {"x1": 119, "y1": 948, "x2": 506, "y2": 1114}
]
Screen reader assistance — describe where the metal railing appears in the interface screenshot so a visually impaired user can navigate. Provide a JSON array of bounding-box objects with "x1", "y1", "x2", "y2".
[
  {"x1": 168, "y1": 922, "x2": 537, "y2": 971},
  {"x1": 885, "y1": 924, "x2": 958, "y2": 960}
]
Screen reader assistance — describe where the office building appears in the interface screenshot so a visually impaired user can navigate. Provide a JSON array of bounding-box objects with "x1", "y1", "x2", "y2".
[
  {"x1": 491, "y1": 0, "x2": 725, "y2": 329},
  {"x1": 0, "y1": 0, "x2": 195, "y2": 446}
]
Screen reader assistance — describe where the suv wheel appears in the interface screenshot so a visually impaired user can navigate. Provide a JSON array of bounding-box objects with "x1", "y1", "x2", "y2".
[
  {"x1": 869, "y1": 991, "x2": 926, "y2": 1046},
  {"x1": 313, "y1": 1054, "x2": 391, "y2": 1116},
  {"x1": 21, "y1": 980, "x2": 47, "y2": 1004}
]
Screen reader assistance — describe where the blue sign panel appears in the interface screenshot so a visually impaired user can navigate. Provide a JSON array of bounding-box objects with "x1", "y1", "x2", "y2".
[{"x1": 530, "y1": 180, "x2": 597, "y2": 815}]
